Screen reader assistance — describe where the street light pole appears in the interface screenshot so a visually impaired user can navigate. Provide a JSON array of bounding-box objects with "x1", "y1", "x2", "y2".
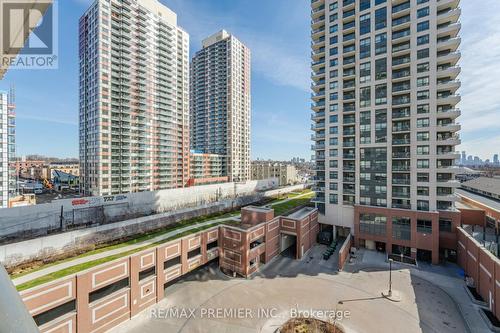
[{"x1": 388, "y1": 258, "x2": 393, "y2": 297}]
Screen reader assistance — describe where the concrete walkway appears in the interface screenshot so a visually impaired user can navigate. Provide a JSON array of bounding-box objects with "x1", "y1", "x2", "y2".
[
  {"x1": 345, "y1": 249, "x2": 491, "y2": 333},
  {"x1": 110, "y1": 245, "x2": 470, "y2": 333},
  {"x1": 12, "y1": 191, "x2": 312, "y2": 286}
]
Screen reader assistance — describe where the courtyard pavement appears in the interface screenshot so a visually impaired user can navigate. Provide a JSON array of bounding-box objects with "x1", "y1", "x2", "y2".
[{"x1": 110, "y1": 245, "x2": 487, "y2": 333}]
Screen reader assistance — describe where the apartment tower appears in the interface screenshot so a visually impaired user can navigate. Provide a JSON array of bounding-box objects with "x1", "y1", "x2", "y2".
[
  {"x1": 190, "y1": 30, "x2": 251, "y2": 182},
  {"x1": 79, "y1": 0, "x2": 190, "y2": 196},
  {"x1": 311, "y1": 0, "x2": 461, "y2": 263},
  {"x1": 0, "y1": 90, "x2": 16, "y2": 208}
]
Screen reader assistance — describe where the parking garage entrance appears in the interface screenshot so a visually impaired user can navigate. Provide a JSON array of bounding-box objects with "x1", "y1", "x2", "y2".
[{"x1": 280, "y1": 233, "x2": 297, "y2": 258}]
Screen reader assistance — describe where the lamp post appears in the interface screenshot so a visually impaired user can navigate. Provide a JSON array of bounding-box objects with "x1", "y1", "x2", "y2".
[{"x1": 388, "y1": 258, "x2": 393, "y2": 297}]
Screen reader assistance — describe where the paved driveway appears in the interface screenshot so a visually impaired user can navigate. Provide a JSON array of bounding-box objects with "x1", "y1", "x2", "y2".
[{"x1": 111, "y1": 246, "x2": 468, "y2": 333}]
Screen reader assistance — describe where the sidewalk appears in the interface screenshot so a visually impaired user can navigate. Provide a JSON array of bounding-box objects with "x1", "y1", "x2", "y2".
[
  {"x1": 346, "y1": 249, "x2": 491, "y2": 333},
  {"x1": 12, "y1": 191, "x2": 312, "y2": 286}
]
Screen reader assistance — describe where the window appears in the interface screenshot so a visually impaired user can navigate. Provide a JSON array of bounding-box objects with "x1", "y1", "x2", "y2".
[
  {"x1": 330, "y1": 2, "x2": 338, "y2": 11},
  {"x1": 375, "y1": 84, "x2": 387, "y2": 105},
  {"x1": 375, "y1": 58, "x2": 387, "y2": 80},
  {"x1": 417, "y1": 34, "x2": 429, "y2": 45},
  {"x1": 359, "y1": 213, "x2": 387, "y2": 236},
  {"x1": 329, "y1": 193, "x2": 338, "y2": 204},
  {"x1": 417, "y1": 219, "x2": 432, "y2": 233},
  {"x1": 330, "y1": 69, "x2": 338, "y2": 78},
  {"x1": 417, "y1": 159, "x2": 429, "y2": 168},
  {"x1": 417, "y1": 131, "x2": 429, "y2": 141},
  {"x1": 330, "y1": 114, "x2": 338, "y2": 123},
  {"x1": 89, "y1": 278, "x2": 129, "y2": 303},
  {"x1": 330, "y1": 171, "x2": 338, "y2": 179},
  {"x1": 417, "y1": 7, "x2": 429, "y2": 18},
  {"x1": 344, "y1": 44, "x2": 355, "y2": 53},
  {"x1": 417, "y1": 145, "x2": 429, "y2": 155},
  {"x1": 417, "y1": 173, "x2": 429, "y2": 182},
  {"x1": 360, "y1": 62, "x2": 371, "y2": 83},
  {"x1": 417, "y1": 62, "x2": 429, "y2": 73},
  {"x1": 330, "y1": 13, "x2": 338, "y2": 22},
  {"x1": 330, "y1": 137, "x2": 338, "y2": 145},
  {"x1": 360, "y1": 14, "x2": 371, "y2": 35},
  {"x1": 439, "y1": 218, "x2": 453, "y2": 232},
  {"x1": 330, "y1": 24, "x2": 338, "y2": 33},
  {"x1": 188, "y1": 248, "x2": 201, "y2": 259},
  {"x1": 417, "y1": 104, "x2": 429, "y2": 114},
  {"x1": 417, "y1": 48, "x2": 429, "y2": 59},
  {"x1": 417, "y1": 0, "x2": 429, "y2": 3},
  {"x1": 330, "y1": 160, "x2": 338, "y2": 168},
  {"x1": 330, "y1": 103, "x2": 339, "y2": 112},
  {"x1": 330, "y1": 92, "x2": 338, "y2": 100},
  {"x1": 417, "y1": 90, "x2": 430, "y2": 100},
  {"x1": 343, "y1": 32, "x2": 355, "y2": 41},
  {"x1": 360, "y1": 0, "x2": 370, "y2": 11},
  {"x1": 330, "y1": 182, "x2": 338, "y2": 190},
  {"x1": 417, "y1": 186, "x2": 429, "y2": 196},
  {"x1": 392, "y1": 217, "x2": 411, "y2": 240},
  {"x1": 417, "y1": 200, "x2": 430, "y2": 211},
  {"x1": 417, "y1": 118, "x2": 429, "y2": 128},
  {"x1": 139, "y1": 267, "x2": 156, "y2": 281},
  {"x1": 330, "y1": 47, "x2": 338, "y2": 56},
  {"x1": 375, "y1": 7, "x2": 387, "y2": 30},
  {"x1": 417, "y1": 21, "x2": 429, "y2": 32},
  {"x1": 360, "y1": 86, "x2": 371, "y2": 107},
  {"x1": 360, "y1": 37, "x2": 371, "y2": 59},
  {"x1": 330, "y1": 81, "x2": 338, "y2": 89},
  {"x1": 417, "y1": 76, "x2": 429, "y2": 87},
  {"x1": 330, "y1": 36, "x2": 338, "y2": 44},
  {"x1": 375, "y1": 33, "x2": 387, "y2": 54},
  {"x1": 329, "y1": 126, "x2": 338, "y2": 134},
  {"x1": 330, "y1": 149, "x2": 338, "y2": 156},
  {"x1": 375, "y1": 0, "x2": 386, "y2": 4}
]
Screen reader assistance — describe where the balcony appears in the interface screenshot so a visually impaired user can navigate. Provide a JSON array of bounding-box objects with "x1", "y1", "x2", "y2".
[
  {"x1": 311, "y1": 26, "x2": 325, "y2": 38},
  {"x1": 437, "y1": 93, "x2": 461, "y2": 106},
  {"x1": 311, "y1": 111, "x2": 325, "y2": 120},
  {"x1": 437, "y1": 122, "x2": 461, "y2": 133},
  {"x1": 437, "y1": 79, "x2": 460, "y2": 93},
  {"x1": 311, "y1": 47, "x2": 326, "y2": 59},
  {"x1": 436, "y1": 193, "x2": 459, "y2": 202},
  {"x1": 311, "y1": 69, "x2": 326, "y2": 81},
  {"x1": 311, "y1": 133, "x2": 325, "y2": 140},
  {"x1": 392, "y1": 138, "x2": 411, "y2": 145},
  {"x1": 392, "y1": 124, "x2": 411, "y2": 133},
  {"x1": 311, "y1": 15, "x2": 326, "y2": 29},
  {"x1": 311, "y1": 91, "x2": 325, "y2": 100},
  {"x1": 311, "y1": 122, "x2": 325, "y2": 131},
  {"x1": 392, "y1": 151, "x2": 411, "y2": 159},
  {"x1": 437, "y1": 7, "x2": 461, "y2": 25},
  {"x1": 437, "y1": 108, "x2": 461, "y2": 119},
  {"x1": 437, "y1": 0, "x2": 460, "y2": 11},
  {"x1": 437, "y1": 36, "x2": 461, "y2": 52},
  {"x1": 392, "y1": 1, "x2": 411, "y2": 17},
  {"x1": 437, "y1": 133, "x2": 461, "y2": 146},
  {"x1": 312, "y1": 143, "x2": 325, "y2": 150},
  {"x1": 437, "y1": 22, "x2": 461, "y2": 39},
  {"x1": 311, "y1": 100, "x2": 325, "y2": 110},
  {"x1": 437, "y1": 65, "x2": 461, "y2": 79},
  {"x1": 393, "y1": 178, "x2": 411, "y2": 185},
  {"x1": 311, "y1": 36, "x2": 326, "y2": 49},
  {"x1": 437, "y1": 150, "x2": 460, "y2": 160},
  {"x1": 311, "y1": 4, "x2": 325, "y2": 18},
  {"x1": 312, "y1": 59, "x2": 325, "y2": 70},
  {"x1": 392, "y1": 165, "x2": 411, "y2": 172},
  {"x1": 437, "y1": 50, "x2": 461, "y2": 66}
]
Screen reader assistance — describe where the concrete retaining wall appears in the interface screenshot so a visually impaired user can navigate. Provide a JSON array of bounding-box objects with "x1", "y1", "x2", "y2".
[
  {"x1": 0, "y1": 183, "x2": 308, "y2": 267},
  {"x1": 0, "y1": 179, "x2": 282, "y2": 241}
]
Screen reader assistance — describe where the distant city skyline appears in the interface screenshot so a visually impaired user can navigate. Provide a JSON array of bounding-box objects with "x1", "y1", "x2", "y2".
[{"x1": 0, "y1": 0, "x2": 500, "y2": 161}]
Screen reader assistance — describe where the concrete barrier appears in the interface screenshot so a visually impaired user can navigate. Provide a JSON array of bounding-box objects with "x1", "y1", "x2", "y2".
[
  {"x1": 0, "y1": 179, "x2": 281, "y2": 242},
  {"x1": 0, "y1": 183, "x2": 308, "y2": 267}
]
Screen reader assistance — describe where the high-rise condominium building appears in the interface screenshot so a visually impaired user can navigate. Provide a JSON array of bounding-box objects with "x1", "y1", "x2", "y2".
[
  {"x1": 79, "y1": 0, "x2": 190, "y2": 196},
  {"x1": 190, "y1": 30, "x2": 251, "y2": 182},
  {"x1": 0, "y1": 91, "x2": 16, "y2": 208},
  {"x1": 311, "y1": 0, "x2": 461, "y2": 263}
]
